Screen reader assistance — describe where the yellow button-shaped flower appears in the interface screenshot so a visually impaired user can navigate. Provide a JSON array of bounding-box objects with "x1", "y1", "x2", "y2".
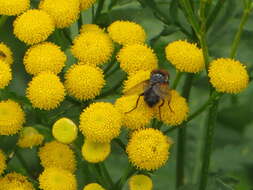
[
  {"x1": 0, "y1": 0, "x2": 30, "y2": 16},
  {"x1": 52, "y1": 118, "x2": 78, "y2": 144},
  {"x1": 0, "y1": 60, "x2": 12, "y2": 89},
  {"x1": 129, "y1": 175, "x2": 153, "y2": 190},
  {"x1": 80, "y1": 0, "x2": 97, "y2": 11},
  {"x1": 83, "y1": 183, "x2": 105, "y2": 190},
  {"x1": 0, "y1": 42, "x2": 13, "y2": 65},
  {"x1": 0, "y1": 150, "x2": 6, "y2": 175}
]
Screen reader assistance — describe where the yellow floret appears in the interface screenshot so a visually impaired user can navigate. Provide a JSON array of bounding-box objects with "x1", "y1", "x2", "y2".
[
  {"x1": 0, "y1": 60, "x2": 12, "y2": 89},
  {"x1": 39, "y1": 167, "x2": 77, "y2": 190},
  {"x1": 13, "y1": 9, "x2": 55, "y2": 45},
  {"x1": 208, "y1": 58, "x2": 249, "y2": 94},
  {"x1": 117, "y1": 44, "x2": 158, "y2": 75},
  {"x1": 108, "y1": 21, "x2": 146, "y2": 46},
  {"x1": 129, "y1": 175, "x2": 153, "y2": 190},
  {"x1": 83, "y1": 183, "x2": 105, "y2": 190},
  {"x1": 0, "y1": 100, "x2": 25, "y2": 135},
  {"x1": 39, "y1": 0, "x2": 80, "y2": 28},
  {"x1": 82, "y1": 139, "x2": 111, "y2": 163},
  {"x1": 26, "y1": 72, "x2": 65, "y2": 110},
  {"x1": 52, "y1": 117, "x2": 78, "y2": 144},
  {"x1": 0, "y1": 150, "x2": 6, "y2": 175},
  {"x1": 24, "y1": 42, "x2": 66, "y2": 75},
  {"x1": 64, "y1": 64, "x2": 105, "y2": 101},
  {"x1": 39, "y1": 141, "x2": 76, "y2": 173},
  {"x1": 80, "y1": 0, "x2": 97, "y2": 10},
  {"x1": 165, "y1": 40, "x2": 204, "y2": 73},
  {"x1": 126, "y1": 128, "x2": 172, "y2": 171},
  {"x1": 71, "y1": 32, "x2": 114, "y2": 66},
  {"x1": 0, "y1": 42, "x2": 13, "y2": 65},
  {"x1": 79, "y1": 102, "x2": 122, "y2": 143},
  {"x1": 80, "y1": 24, "x2": 103, "y2": 34},
  {"x1": 0, "y1": 0, "x2": 30, "y2": 16},
  {"x1": 17, "y1": 127, "x2": 44, "y2": 148}
]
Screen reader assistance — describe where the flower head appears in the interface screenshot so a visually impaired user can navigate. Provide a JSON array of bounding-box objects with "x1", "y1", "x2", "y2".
[
  {"x1": 126, "y1": 128, "x2": 172, "y2": 170},
  {"x1": 0, "y1": 150, "x2": 6, "y2": 175},
  {"x1": 52, "y1": 117, "x2": 78, "y2": 144},
  {"x1": 129, "y1": 175, "x2": 153, "y2": 190},
  {"x1": 0, "y1": 100, "x2": 25, "y2": 135},
  {"x1": 108, "y1": 21, "x2": 146, "y2": 46},
  {"x1": 0, "y1": 0, "x2": 30, "y2": 16},
  {"x1": 0, "y1": 42, "x2": 13, "y2": 65},
  {"x1": 39, "y1": 167, "x2": 77, "y2": 190},
  {"x1": 13, "y1": 9, "x2": 55, "y2": 45},
  {"x1": 26, "y1": 72, "x2": 65, "y2": 110},
  {"x1": 154, "y1": 90, "x2": 189, "y2": 126},
  {"x1": 115, "y1": 95, "x2": 153, "y2": 130},
  {"x1": 39, "y1": 141, "x2": 76, "y2": 173},
  {"x1": 64, "y1": 64, "x2": 105, "y2": 101},
  {"x1": 17, "y1": 127, "x2": 44, "y2": 148},
  {"x1": 83, "y1": 183, "x2": 105, "y2": 190},
  {"x1": 80, "y1": 0, "x2": 96, "y2": 10},
  {"x1": 0, "y1": 60, "x2": 12, "y2": 89},
  {"x1": 82, "y1": 139, "x2": 110, "y2": 163},
  {"x1": 208, "y1": 58, "x2": 249, "y2": 94},
  {"x1": 80, "y1": 24, "x2": 103, "y2": 34},
  {"x1": 0, "y1": 172, "x2": 35, "y2": 190},
  {"x1": 24, "y1": 42, "x2": 66, "y2": 75},
  {"x1": 79, "y1": 102, "x2": 122, "y2": 143},
  {"x1": 117, "y1": 44, "x2": 158, "y2": 75},
  {"x1": 71, "y1": 32, "x2": 114, "y2": 66},
  {"x1": 39, "y1": 0, "x2": 80, "y2": 28},
  {"x1": 165, "y1": 40, "x2": 204, "y2": 73}
]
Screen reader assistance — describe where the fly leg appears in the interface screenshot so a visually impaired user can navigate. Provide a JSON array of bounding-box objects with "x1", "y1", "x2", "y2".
[
  {"x1": 158, "y1": 98, "x2": 165, "y2": 120},
  {"x1": 125, "y1": 93, "x2": 144, "y2": 114},
  {"x1": 168, "y1": 96, "x2": 174, "y2": 113}
]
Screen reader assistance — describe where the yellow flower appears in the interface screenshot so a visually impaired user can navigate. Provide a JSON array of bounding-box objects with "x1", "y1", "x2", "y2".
[
  {"x1": 165, "y1": 40, "x2": 204, "y2": 73},
  {"x1": 0, "y1": 150, "x2": 6, "y2": 175},
  {"x1": 0, "y1": 0, "x2": 30, "y2": 16},
  {"x1": 129, "y1": 175, "x2": 153, "y2": 190},
  {"x1": 0, "y1": 172, "x2": 35, "y2": 190},
  {"x1": 81, "y1": 139, "x2": 110, "y2": 163},
  {"x1": 52, "y1": 117, "x2": 78, "y2": 144},
  {"x1": 154, "y1": 90, "x2": 189, "y2": 126},
  {"x1": 80, "y1": 24, "x2": 103, "y2": 34},
  {"x1": 117, "y1": 44, "x2": 158, "y2": 75},
  {"x1": 0, "y1": 60, "x2": 12, "y2": 89},
  {"x1": 39, "y1": 167, "x2": 77, "y2": 190},
  {"x1": 126, "y1": 128, "x2": 172, "y2": 170},
  {"x1": 79, "y1": 102, "x2": 122, "y2": 143},
  {"x1": 24, "y1": 42, "x2": 66, "y2": 75},
  {"x1": 64, "y1": 64, "x2": 105, "y2": 101},
  {"x1": 83, "y1": 183, "x2": 105, "y2": 190},
  {"x1": 26, "y1": 72, "x2": 65, "y2": 110},
  {"x1": 108, "y1": 21, "x2": 146, "y2": 46},
  {"x1": 80, "y1": 0, "x2": 96, "y2": 10},
  {"x1": 208, "y1": 58, "x2": 249, "y2": 94},
  {"x1": 115, "y1": 95, "x2": 153, "y2": 130},
  {"x1": 71, "y1": 32, "x2": 114, "y2": 66},
  {"x1": 39, "y1": 0, "x2": 80, "y2": 28},
  {"x1": 13, "y1": 9, "x2": 55, "y2": 45},
  {"x1": 38, "y1": 141, "x2": 76, "y2": 173},
  {"x1": 17, "y1": 127, "x2": 44, "y2": 148},
  {"x1": 0, "y1": 42, "x2": 13, "y2": 65},
  {"x1": 0, "y1": 100, "x2": 25, "y2": 135}
]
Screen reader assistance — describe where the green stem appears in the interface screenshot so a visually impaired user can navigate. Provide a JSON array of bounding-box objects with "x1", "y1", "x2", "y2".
[
  {"x1": 62, "y1": 28, "x2": 73, "y2": 44},
  {"x1": 0, "y1": 15, "x2": 8, "y2": 28},
  {"x1": 94, "y1": 0, "x2": 105, "y2": 23},
  {"x1": 198, "y1": 98, "x2": 220, "y2": 190},
  {"x1": 172, "y1": 71, "x2": 183, "y2": 89},
  {"x1": 230, "y1": 2, "x2": 253, "y2": 58}
]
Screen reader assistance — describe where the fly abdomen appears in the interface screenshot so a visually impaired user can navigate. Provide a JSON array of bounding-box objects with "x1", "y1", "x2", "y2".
[{"x1": 144, "y1": 89, "x2": 160, "y2": 107}]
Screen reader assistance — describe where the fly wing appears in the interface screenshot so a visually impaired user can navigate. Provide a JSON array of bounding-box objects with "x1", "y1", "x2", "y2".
[
  {"x1": 123, "y1": 80, "x2": 150, "y2": 96},
  {"x1": 153, "y1": 83, "x2": 171, "y2": 99}
]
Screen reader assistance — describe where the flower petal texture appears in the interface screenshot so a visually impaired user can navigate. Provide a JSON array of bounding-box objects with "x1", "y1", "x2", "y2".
[
  {"x1": 80, "y1": 24, "x2": 103, "y2": 34},
  {"x1": 79, "y1": 102, "x2": 122, "y2": 143},
  {"x1": 13, "y1": 9, "x2": 55, "y2": 45},
  {"x1": 108, "y1": 21, "x2": 146, "y2": 46},
  {"x1": 208, "y1": 58, "x2": 249, "y2": 94},
  {"x1": 129, "y1": 174, "x2": 153, "y2": 190},
  {"x1": 39, "y1": 167, "x2": 77, "y2": 190},
  {"x1": 117, "y1": 44, "x2": 158, "y2": 75},
  {"x1": 126, "y1": 128, "x2": 172, "y2": 170},
  {"x1": 0, "y1": 0, "x2": 30, "y2": 16},
  {"x1": 165, "y1": 40, "x2": 204, "y2": 73},
  {"x1": 24, "y1": 42, "x2": 66, "y2": 75},
  {"x1": 0, "y1": 150, "x2": 6, "y2": 175},
  {"x1": 39, "y1": 0, "x2": 80, "y2": 28},
  {"x1": 0, "y1": 60, "x2": 12, "y2": 89},
  {"x1": 39, "y1": 141, "x2": 76, "y2": 173},
  {"x1": 17, "y1": 127, "x2": 44, "y2": 148},
  {"x1": 80, "y1": 0, "x2": 97, "y2": 10},
  {"x1": 71, "y1": 32, "x2": 114, "y2": 66},
  {"x1": 26, "y1": 72, "x2": 65, "y2": 110},
  {"x1": 0, "y1": 42, "x2": 13, "y2": 65},
  {"x1": 0, "y1": 100, "x2": 25, "y2": 135},
  {"x1": 82, "y1": 139, "x2": 111, "y2": 163},
  {"x1": 64, "y1": 64, "x2": 105, "y2": 101},
  {"x1": 83, "y1": 183, "x2": 105, "y2": 190}
]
